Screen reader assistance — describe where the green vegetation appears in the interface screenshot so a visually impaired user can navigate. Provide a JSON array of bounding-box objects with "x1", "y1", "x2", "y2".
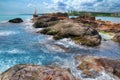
[
  {"x1": 98, "y1": 30, "x2": 114, "y2": 36},
  {"x1": 68, "y1": 10, "x2": 120, "y2": 17}
]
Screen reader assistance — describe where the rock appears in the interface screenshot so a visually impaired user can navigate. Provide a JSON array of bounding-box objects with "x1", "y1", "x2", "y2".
[
  {"x1": 50, "y1": 12, "x2": 68, "y2": 18},
  {"x1": 33, "y1": 12, "x2": 69, "y2": 28},
  {"x1": 71, "y1": 16, "x2": 98, "y2": 28},
  {"x1": 0, "y1": 64, "x2": 76, "y2": 80},
  {"x1": 50, "y1": 12, "x2": 68, "y2": 20},
  {"x1": 33, "y1": 15, "x2": 59, "y2": 28},
  {"x1": 77, "y1": 15, "x2": 95, "y2": 20},
  {"x1": 96, "y1": 21, "x2": 120, "y2": 33},
  {"x1": 40, "y1": 20, "x2": 101, "y2": 46},
  {"x1": 71, "y1": 15, "x2": 120, "y2": 33},
  {"x1": 75, "y1": 55, "x2": 120, "y2": 78},
  {"x1": 33, "y1": 20, "x2": 58, "y2": 28},
  {"x1": 8, "y1": 18, "x2": 23, "y2": 23},
  {"x1": 76, "y1": 56, "x2": 102, "y2": 78},
  {"x1": 96, "y1": 58, "x2": 120, "y2": 78},
  {"x1": 113, "y1": 33, "x2": 120, "y2": 43}
]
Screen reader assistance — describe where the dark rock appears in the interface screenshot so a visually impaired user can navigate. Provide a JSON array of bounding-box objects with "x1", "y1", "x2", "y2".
[
  {"x1": 77, "y1": 15, "x2": 95, "y2": 20},
  {"x1": 51, "y1": 12, "x2": 68, "y2": 18},
  {"x1": 0, "y1": 64, "x2": 76, "y2": 80},
  {"x1": 33, "y1": 20, "x2": 58, "y2": 28},
  {"x1": 38, "y1": 15, "x2": 58, "y2": 22},
  {"x1": 8, "y1": 18, "x2": 23, "y2": 23},
  {"x1": 33, "y1": 15, "x2": 59, "y2": 28},
  {"x1": 33, "y1": 12, "x2": 69, "y2": 28}
]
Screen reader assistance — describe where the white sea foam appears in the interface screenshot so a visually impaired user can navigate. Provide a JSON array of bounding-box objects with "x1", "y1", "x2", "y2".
[
  {"x1": 40, "y1": 43, "x2": 66, "y2": 53},
  {"x1": 0, "y1": 49, "x2": 25, "y2": 54},
  {"x1": 99, "y1": 32, "x2": 113, "y2": 40},
  {"x1": 51, "y1": 55, "x2": 120, "y2": 80},
  {"x1": 55, "y1": 38, "x2": 79, "y2": 48},
  {"x1": 8, "y1": 49, "x2": 25, "y2": 54},
  {"x1": 0, "y1": 20, "x2": 8, "y2": 24},
  {"x1": 0, "y1": 31, "x2": 18, "y2": 36},
  {"x1": 24, "y1": 21, "x2": 43, "y2": 32},
  {"x1": 0, "y1": 58, "x2": 17, "y2": 73}
]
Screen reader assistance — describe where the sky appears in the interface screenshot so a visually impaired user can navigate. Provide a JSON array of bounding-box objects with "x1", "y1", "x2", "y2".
[{"x1": 0, "y1": 0, "x2": 120, "y2": 14}]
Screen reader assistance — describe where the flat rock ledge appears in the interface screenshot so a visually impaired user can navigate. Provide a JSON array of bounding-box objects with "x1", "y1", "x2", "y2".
[{"x1": 0, "y1": 64, "x2": 76, "y2": 80}]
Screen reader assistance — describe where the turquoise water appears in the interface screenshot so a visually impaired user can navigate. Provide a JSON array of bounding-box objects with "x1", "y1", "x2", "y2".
[
  {"x1": 0, "y1": 22, "x2": 72, "y2": 72},
  {"x1": 0, "y1": 14, "x2": 32, "y2": 22},
  {"x1": 0, "y1": 15, "x2": 120, "y2": 79},
  {"x1": 96, "y1": 17, "x2": 120, "y2": 23}
]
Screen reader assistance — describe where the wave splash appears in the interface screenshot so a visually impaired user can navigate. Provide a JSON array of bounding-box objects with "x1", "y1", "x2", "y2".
[
  {"x1": 0, "y1": 49, "x2": 25, "y2": 54},
  {"x1": 0, "y1": 31, "x2": 18, "y2": 36}
]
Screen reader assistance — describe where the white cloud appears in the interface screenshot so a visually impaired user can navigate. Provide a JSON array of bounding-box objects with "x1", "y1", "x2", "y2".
[
  {"x1": 43, "y1": 0, "x2": 120, "y2": 12},
  {"x1": 27, "y1": 3, "x2": 35, "y2": 8}
]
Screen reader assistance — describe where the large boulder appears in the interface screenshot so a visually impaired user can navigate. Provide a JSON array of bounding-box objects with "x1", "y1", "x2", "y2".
[
  {"x1": 9, "y1": 18, "x2": 23, "y2": 23},
  {"x1": 113, "y1": 33, "x2": 120, "y2": 43},
  {"x1": 33, "y1": 13, "x2": 69, "y2": 28},
  {"x1": 0, "y1": 64, "x2": 76, "y2": 80},
  {"x1": 75, "y1": 56, "x2": 120, "y2": 78},
  {"x1": 33, "y1": 15, "x2": 59, "y2": 28},
  {"x1": 40, "y1": 20, "x2": 101, "y2": 46}
]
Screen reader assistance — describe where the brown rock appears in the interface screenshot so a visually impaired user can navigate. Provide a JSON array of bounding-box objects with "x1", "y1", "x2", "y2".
[
  {"x1": 40, "y1": 20, "x2": 101, "y2": 46},
  {"x1": 96, "y1": 58, "x2": 120, "y2": 78},
  {"x1": 113, "y1": 33, "x2": 120, "y2": 43},
  {"x1": 0, "y1": 64, "x2": 76, "y2": 80},
  {"x1": 33, "y1": 12, "x2": 68, "y2": 28},
  {"x1": 76, "y1": 56, "x2": 120, "y2": 78},
  {"x1": 76, "y1": 56, "x2": 102, "y2": 78}
]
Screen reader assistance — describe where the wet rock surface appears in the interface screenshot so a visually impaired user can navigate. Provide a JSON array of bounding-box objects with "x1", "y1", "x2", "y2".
[
  {"x1": 75, "y1": 55, "x2": 120, "y2": 79},
  {"x1": 0, "y1": 64, "x2": 76, "y2": 80},
  {"x1": 40, "y1": 20, "x2": 101, "y2": 46},
  {"x1": 113, "y1": 33, "x2": 120, "y2": 43},
  {"x1": 8, "y1": 18, "x2": 23, "y2": 23}
]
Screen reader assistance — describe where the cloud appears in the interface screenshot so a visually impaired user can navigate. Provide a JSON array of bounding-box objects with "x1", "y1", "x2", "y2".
[
  {"x1": 27, "y1": 3, "x2": 35, "y2": 8},
  {"x1": 43, "y1": 0, "x2": 120, "y2": 12}
]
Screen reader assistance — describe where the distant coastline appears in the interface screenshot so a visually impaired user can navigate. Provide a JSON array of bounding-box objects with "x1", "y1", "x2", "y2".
[{"x1": 19, "y1": 11, "x2": 120, "y2": 18}]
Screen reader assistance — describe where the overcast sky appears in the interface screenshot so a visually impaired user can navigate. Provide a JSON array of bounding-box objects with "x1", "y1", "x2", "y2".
[{"x1": 0, "y1": 0, "x2": 120, "y2": 14}]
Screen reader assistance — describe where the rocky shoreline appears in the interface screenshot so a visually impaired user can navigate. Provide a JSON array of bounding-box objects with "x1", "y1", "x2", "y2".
[
  {"x1": 0, "y1": 55, "x2": 120, "y2": 80},
  {"x1": 1, "y1": 12, "x2": 120, "y2": 80},
  {"x1": 33, "y1": 13, "x2": 102, "y2": 46},
  {"x1": 33, "y1": 12, "x2": 120, "y2": 45}
]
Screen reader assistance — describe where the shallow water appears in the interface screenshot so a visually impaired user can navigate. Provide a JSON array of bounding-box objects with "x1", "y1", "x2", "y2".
[
  {"x1": 96, "y1": 17, "x2": 120, "y2": 23},
  {"x1": 0, "y1": 16, "x2": 120, "y2": 80}
]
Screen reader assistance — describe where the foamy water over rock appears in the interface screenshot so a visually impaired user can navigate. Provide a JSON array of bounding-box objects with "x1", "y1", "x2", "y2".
[{"x1": 75, "y1": 55, "x2": 120, "y2": 80}]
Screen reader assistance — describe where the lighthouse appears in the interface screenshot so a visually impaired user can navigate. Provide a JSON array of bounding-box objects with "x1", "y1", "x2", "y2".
[{"x1": 32, "y1": 9, "x2": 38, "y2": 22}]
